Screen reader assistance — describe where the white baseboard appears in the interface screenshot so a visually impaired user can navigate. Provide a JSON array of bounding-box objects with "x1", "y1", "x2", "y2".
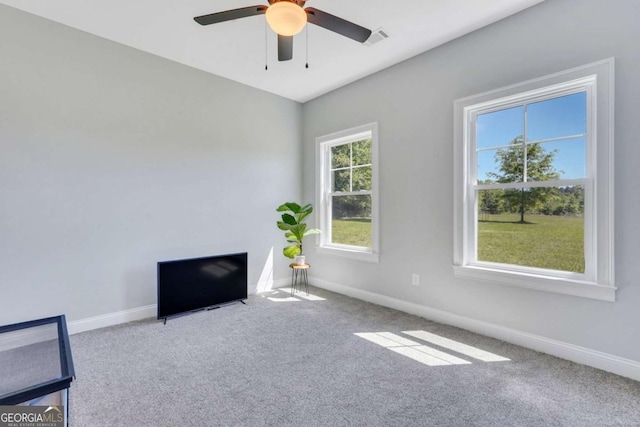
[
  {"x1": 0, "y1": 279, "x2": 288, "y2": 351},
  {"x1": 0, "y1": 326, "x2": 59, "y2": 352},
  {"x1": 0, "y1": 306, "x2": 157, "y2": 351},
  {"x1": 7, "y1": 276, "x2": 636, "y2": 382},
  {"x1": 309, "y1": 276, "x2": 640, "y2": 382},
  {"x1": 65, "y1": 279, "x2": 290, "y2": 335},
  {"x1": 68, "y1": 304, "x2": 157, "y2": 335}
]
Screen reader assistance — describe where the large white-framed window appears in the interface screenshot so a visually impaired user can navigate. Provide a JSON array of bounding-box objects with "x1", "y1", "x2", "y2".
[
  {"x1": 453, "y1": 59, "x2": 614, "y2": 301},
  {"x1": 316, "y1": 122, "x2": 379, "y2": 262}
]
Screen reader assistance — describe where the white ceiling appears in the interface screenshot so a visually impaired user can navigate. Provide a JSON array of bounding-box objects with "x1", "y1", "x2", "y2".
[{"x1": 1, "y1": 0, "x2": 543, "y2": 103}]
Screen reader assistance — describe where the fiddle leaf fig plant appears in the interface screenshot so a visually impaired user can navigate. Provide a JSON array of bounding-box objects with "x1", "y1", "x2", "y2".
[{"x1": 276, "y1": 202, "x2": 321, "y2": 259}]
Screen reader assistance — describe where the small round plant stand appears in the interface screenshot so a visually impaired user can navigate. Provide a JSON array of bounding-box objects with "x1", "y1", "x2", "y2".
[{"x1": 289, "y1": 263, "x2": 310, "y2": 296}]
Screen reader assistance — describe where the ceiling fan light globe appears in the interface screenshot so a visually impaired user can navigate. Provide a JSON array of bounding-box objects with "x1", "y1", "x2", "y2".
[{"x1": 266, "y1": 2, "x2": 307, "y2": 36}]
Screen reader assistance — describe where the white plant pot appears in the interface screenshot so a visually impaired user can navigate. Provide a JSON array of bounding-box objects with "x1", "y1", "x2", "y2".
[{"x1": 294, "y1": 255, "x2": 306, "y2": 266}]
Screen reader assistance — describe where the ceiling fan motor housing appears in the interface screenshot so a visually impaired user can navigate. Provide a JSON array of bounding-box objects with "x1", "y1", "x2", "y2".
[{"x1": 266, "y1": 1, "x2": 308, "y2": 36}]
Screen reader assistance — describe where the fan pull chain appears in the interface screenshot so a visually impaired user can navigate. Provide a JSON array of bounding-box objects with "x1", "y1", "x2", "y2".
[
  {"x1": 264, "y1": 20, "x2": 268, "y2": 71},
  {"x1": 305, "y1": 24, "x2": 309, "y2": 69}
]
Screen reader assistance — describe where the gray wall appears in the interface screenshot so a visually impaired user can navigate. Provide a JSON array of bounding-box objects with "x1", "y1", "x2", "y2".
[
  {"x1": 0, "y1": 5, "x2": 301, "y2": 324},
  {"x1": 302, "y1": 0, "x2": 640, "y2": 362},
  {"x1": 2, "y1": 0, "x2": 639, "y2": 364}
]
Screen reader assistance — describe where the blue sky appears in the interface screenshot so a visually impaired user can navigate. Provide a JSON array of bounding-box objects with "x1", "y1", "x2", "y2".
[{"x1": 476, "y1": 92, "x2": 587, "y2": 182}]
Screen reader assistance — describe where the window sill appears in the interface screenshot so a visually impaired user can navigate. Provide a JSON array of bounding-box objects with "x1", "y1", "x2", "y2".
[
  {"x1": 317, "y1": 246, "x2": 379, "y2": 263},
  {"x1": 452, "y1": 265, "x2": 615, "y2": 302}
]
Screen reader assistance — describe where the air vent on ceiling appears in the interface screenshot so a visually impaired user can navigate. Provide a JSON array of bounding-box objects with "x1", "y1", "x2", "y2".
[{"x1": 364, "y1": 28, "x2": 391, "y2": 46}]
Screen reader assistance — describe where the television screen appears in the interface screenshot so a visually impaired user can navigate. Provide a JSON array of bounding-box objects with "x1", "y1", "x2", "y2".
[{"x1": 157, "y1": 252, "x2": 247, "y2": 320}]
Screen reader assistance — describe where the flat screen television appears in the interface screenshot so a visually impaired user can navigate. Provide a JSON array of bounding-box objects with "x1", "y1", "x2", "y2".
[{"x1": 157, "y1": 252, "x2": 247, "y2": 321}]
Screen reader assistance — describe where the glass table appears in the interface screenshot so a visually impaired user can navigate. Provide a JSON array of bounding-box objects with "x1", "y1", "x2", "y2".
[{"x1": 0, "y1": 315, "x2": 75, "y2": 425}]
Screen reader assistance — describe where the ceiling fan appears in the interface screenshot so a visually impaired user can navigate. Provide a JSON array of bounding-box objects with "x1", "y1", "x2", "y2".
[{"x1": 194, "y1": 0, "x2": 372, "y2": 62}]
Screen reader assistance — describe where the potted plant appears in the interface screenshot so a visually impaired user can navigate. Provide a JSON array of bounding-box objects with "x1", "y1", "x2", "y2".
[{"x1": 276, "y1": 202, "x2": 320, "y2": 265}]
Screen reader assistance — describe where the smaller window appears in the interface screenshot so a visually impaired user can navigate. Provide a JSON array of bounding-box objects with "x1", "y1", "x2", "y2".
[{"x1": 317, "y1": 123, "x2": 379, "y2": 262}]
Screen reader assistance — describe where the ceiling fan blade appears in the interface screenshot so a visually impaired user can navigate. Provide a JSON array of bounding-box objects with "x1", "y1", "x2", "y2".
[
  {"x1": 305, "y1": 7, "x2": 372, "y2": 43},
  {"x1": 194, "y1": 6, "x2": 268, "y2": 26},
  {"x1": 278, "y1": 35, "x2": 293, "y2": 61}
]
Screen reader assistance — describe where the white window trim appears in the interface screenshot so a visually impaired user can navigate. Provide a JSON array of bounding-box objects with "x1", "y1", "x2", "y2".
[
  {"x1": 316, "y1": 122, "x2": 380, "y2": 263},
  {"x1": 453, "y1": 59, "x2": 615, "y2": 301}
]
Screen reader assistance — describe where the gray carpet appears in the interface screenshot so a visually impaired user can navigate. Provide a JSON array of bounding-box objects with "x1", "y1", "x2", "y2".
[{"x1": 68, "y1": 287, "x2": 640, "y2": 426}]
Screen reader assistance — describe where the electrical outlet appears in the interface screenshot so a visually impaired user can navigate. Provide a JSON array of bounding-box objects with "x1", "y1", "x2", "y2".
[{"x1": 411, "y1": 273, "x2": 420, "y2": 286}]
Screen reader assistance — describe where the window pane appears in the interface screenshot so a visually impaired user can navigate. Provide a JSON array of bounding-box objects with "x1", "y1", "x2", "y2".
[
  {"x1": 331, "y1": 144, "x2": 350, "y2": 169},
  {"x1": 478, "y1": 146, "x2": 524, "y2": 184},
  {"x1": 523, "y1": 142, "x2": 563, "y2": 182},
  {"x1": 477, "y1": 105, "x2": 524, "y2": 149},
  {"x1": 352, "y1": 139, "x2": 372, "y2": 166},
  {"x1": 332, "y1": 195, "x2": 372, "y2": 247},
  {"x1": 332, "y1": 170, "x2": 350, "y2": 192},
  {"x1": 477, "y1": 186, "x2": 585, "y2": 273},
  {"x1": 352, "y1": 166, "x2": 371, "y2": 191},
  {"x1": 477, "y1": 149, "x2": 500, "y2": 183},
  {"x1": 527, "y1": 92, "x2": 587, "y2": 142},
  {"x1": 533, "y1": 138, "x2": 586, "y2": 180}
]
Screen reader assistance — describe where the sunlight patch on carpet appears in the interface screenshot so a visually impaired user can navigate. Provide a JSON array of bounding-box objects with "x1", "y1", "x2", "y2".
[
  {"x1": 355, "y1": 331, "x2": 510, "y2": 367},
  {"x1": 402, "y1": 330, "x2": 510, "y2": 362},
  {"x1": 262, "y1": 288, "x2": 326, "y2": 302},
  {"x1": 354, "y1": 332, "x2": 471, "y2": 366},
  {"x1": 267, "y1": 296, "x2": 301, "y2": 302}
]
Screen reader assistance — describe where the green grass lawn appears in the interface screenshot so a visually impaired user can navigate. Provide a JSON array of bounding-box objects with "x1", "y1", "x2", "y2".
[
  {"x1": 478, "y1": 213, "x2": 584, "y2": 273},
  {"x1": 332, "y1": 214, "x2": 583, "y2": 273},
  {"x1": 332, "y1": 218, "x2": 371, "y2": 247}
]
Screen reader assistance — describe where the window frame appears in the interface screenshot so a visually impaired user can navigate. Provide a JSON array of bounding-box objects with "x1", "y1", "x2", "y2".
[
  {"x1": 316, "y1": 122, "x2": 380, "y2": 263},
  {"x1": 453, "y1": 59, "x2": 615, "y2": 301}
]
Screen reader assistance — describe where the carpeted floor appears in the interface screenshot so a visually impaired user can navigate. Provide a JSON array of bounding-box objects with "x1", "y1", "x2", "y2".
[{"x1": 68, "y1": 286, "x2": 640, "y2": 426}]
